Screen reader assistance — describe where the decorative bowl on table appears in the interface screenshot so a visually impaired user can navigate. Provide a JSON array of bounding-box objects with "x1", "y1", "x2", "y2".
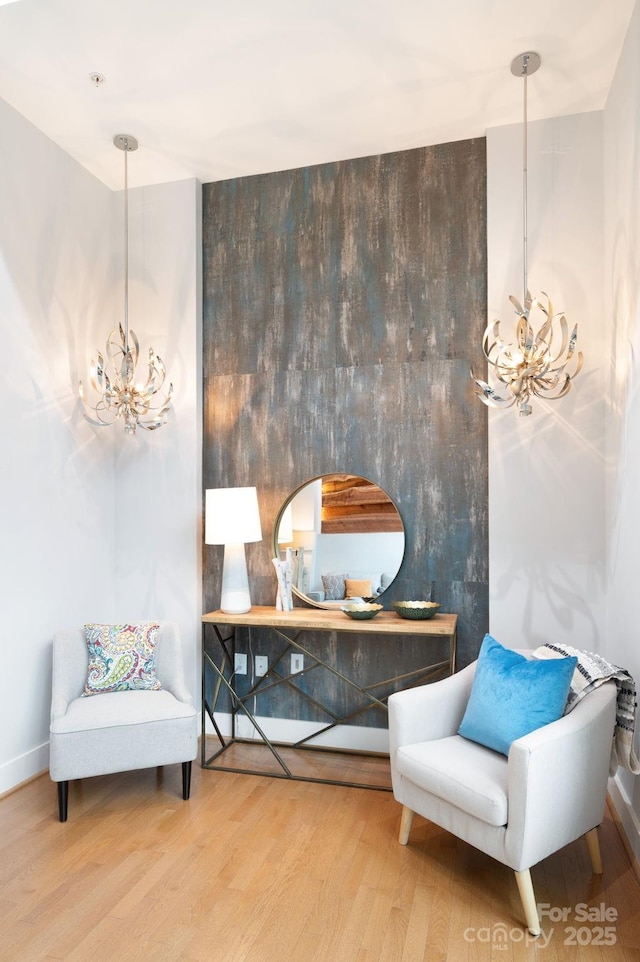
[
  {"x1": 341, "y1": 603, "x2": 383, "y2": 620},
  {"x1": 391, "y1": 601, "x2": 441, "y2": 620}
]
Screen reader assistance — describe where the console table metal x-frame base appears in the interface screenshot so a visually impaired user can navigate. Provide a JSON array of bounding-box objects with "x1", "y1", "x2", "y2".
[{"x1": 201, "y1": 607, "x2": 457, "y2": 791}]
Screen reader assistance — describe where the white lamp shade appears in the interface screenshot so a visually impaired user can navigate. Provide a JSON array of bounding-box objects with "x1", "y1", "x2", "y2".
[
  {"x1": 205, "y1": 487, "x2": 262, "y2": 545},
  {"x1": 205, "y1": 487, "x2": 262, "y2": 614}
]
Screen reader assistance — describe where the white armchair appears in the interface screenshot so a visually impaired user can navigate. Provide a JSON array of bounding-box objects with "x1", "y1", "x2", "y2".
[
  {"x1": 50, "y1": 622, "x2": 198, "y2": 822},
  {"x1": 389, "y1": 655, "x2": 617, "y2": 935}
]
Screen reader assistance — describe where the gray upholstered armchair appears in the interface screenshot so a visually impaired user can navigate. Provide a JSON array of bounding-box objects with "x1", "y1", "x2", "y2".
[
  {"x1": 50, "y1": 622, "x2": 198, "y2": 822},
  {"x1": 389, "y1": 654, "x2": 617, "y2": 935}
]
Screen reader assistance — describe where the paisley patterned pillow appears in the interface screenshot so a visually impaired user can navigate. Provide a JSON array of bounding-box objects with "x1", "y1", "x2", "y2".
[{"x1": 83, "y1": 622, "x2": 162, "y2": 696}]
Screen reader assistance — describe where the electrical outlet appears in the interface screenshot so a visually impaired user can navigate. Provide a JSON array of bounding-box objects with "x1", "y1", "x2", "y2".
[
  {"x1": 234, "y1": 653, "x2": 247, "y2": 675},
  {"x1": 255, "y1": 655, "x2": 268, "y2": 676},
  {"x1": 291, "y1": 653, "x2": 304, "y2": 674}
]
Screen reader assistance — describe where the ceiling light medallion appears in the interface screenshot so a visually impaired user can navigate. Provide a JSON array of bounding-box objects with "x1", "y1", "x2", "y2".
[
  {"x1": 472, "y1": 53, "x2": 583, "y2": 417},
  {"x1": 79, "y1": 134, "x2": 173, "y2": 435}
]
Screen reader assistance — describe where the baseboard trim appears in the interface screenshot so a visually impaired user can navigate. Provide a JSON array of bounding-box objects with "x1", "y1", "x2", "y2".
[
  {"x1": 608, "y1": 775, "x2": 640, "y2": 883},
  {"x1": 0, "y1": 742, "x2": 49, "y2": 798},
  {"x1": 204, "y1": 712, "x2": 389, "y2": 754}
]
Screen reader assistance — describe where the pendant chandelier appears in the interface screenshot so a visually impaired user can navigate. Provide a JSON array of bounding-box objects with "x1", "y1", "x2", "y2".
[
  {"x1": 472, "y1": 52, "x2": 583, "y2": 417},
  {"x1": 79, "y1": 134, "x2": 173, "y2": 435}
]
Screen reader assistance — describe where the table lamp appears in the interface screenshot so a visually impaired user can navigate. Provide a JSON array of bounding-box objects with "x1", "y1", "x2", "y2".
[{"x1": 205, "y1": 487, "x2": 263, "y2": 614}]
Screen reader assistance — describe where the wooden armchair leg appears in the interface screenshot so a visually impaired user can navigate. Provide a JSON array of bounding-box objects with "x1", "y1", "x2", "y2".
[
  {"x1": 515, "y1": 869, "x2": 541, "y2": 936},
  {"x1": 399, "y1": 805, "x2": 414, "y2": 845},
  {"x1": 586, "y1": 827, "x2": 603, "y2": 874}
]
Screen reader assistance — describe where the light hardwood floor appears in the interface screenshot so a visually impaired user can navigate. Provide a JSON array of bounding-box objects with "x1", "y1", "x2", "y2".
[{"x1": 1, "y1": 751, "x2": 639, "y2": 962}]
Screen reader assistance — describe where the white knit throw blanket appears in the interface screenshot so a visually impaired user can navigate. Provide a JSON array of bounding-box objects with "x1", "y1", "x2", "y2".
[{"x1": 532, "y1": 643, "x2": 640, "y2": 776}]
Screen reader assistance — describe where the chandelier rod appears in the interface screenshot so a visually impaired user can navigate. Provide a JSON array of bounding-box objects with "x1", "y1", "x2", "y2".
[
  {"x1": 123, "y1": 139, "x2": 129, "y2": 354},
  {"x1": 522, "y1": 58, "x2": 528, "y2": 302},
  {"x1": 511, "y1": 51, "x2": 540, "y2": 305},
  {"x1": 114, "y1": 134, "x2": 138, "y2": 355}
]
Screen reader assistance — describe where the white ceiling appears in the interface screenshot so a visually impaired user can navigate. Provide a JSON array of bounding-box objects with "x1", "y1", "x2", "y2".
[{"x1": 0, "y1": 0, "x2": 635, "y2": 190}]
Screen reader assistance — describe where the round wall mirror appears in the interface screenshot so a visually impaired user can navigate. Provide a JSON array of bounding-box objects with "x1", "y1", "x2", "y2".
[{"x1": 273, "y1": 474, "x2": 405, "y2": 609}]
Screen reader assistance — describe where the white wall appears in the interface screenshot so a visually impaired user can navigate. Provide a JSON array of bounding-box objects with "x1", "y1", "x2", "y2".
[
  {"x1": 0, "y1": 99, "x2": 115, "y2": 793},
  {"x1": 488, "y1": 94, "x2": 640, "y2": 860},
  {"x1": 0, "y1": 97, "x2": 202, "y2": 796},
  {"x1": 603, "y1": 0, "x2": 640, "y2": 863},
  {"x1": 487, "y1": 112, "x2": 606, "y2": 652},
  {"x1": 112, "y1": 179, "x2": 202, "y2": 703}
]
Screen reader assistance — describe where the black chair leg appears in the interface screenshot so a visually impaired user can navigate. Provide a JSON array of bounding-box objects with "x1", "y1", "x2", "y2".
[
  {"x1": 57, "y1": 781, "x2": 69, "y2": 822},
  {"x1": 182, "y1": 761, "x2": 192, "y2": 800}
]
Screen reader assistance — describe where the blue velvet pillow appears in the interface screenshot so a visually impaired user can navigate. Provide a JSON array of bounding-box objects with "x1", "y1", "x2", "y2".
[{"x1": 458, "y1": 635, "x2": 577, "y2": 755}]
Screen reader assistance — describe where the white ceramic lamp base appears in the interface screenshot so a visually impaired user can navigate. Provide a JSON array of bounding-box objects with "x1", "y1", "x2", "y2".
[{"x1": 220, "y1": 542, "x2": 252, "y2": 614}]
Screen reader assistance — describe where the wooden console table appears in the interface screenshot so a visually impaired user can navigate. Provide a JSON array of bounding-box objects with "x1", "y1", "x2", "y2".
[{"x1": 201, "y1": 606, "x2": 457, "y2": 790}]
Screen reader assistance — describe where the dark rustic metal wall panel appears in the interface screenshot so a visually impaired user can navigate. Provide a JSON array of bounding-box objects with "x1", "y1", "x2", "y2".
[{"x1": 203, "y1": 138, "x2": 489, "y2": 720}]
